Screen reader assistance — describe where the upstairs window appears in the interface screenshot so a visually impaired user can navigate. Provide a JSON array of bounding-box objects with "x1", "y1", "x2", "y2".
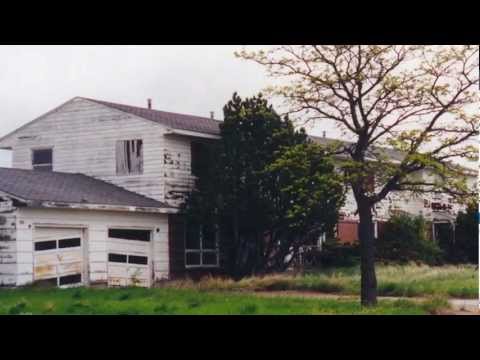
[
  {"x1": 32, "y1": 148, "x2": 53, "y2": 171},
  {"x1": 116, "y1": 140, "x2": 143, "y2": 175},
  {"x1": 191, "y1": 141, "x2": 212, "y2": 177}
]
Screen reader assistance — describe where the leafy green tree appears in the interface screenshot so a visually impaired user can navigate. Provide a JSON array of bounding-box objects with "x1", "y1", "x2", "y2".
[
  {"x1": 182, "y1": 93, "x2": 345, "y2": 279},
  {"x1": 237, "y1": 45, "x2": 479, "y2": 306},
  {"x1": 452, "y1": 202, "x2": 479, "y2": 264}
]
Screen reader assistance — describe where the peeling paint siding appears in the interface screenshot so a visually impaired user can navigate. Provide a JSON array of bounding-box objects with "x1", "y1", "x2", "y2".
[
  {"x1": 340, "y1": 168, "x2": 471, "y2": 222},
  {"x1": 16, "y1": 208, "x2": 170, "y2": 286},
  {"x1": 0, "y1": 208, "x2": 17, "y2": 286},
  {"x1": 8, "y1": 98, "x2": 169, "y2": 203},
  {"x1": 162, "y1": 136, "x2": 196, "y2": 207}
]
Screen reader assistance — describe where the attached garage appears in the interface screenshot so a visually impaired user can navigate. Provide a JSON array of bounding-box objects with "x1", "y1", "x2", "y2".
[{"x1": 0, "y1": 168, "x2": 176, "y2": 288}]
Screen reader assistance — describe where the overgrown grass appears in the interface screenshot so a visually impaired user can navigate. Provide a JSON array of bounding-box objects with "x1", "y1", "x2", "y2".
[
  {"x1": 0, "y1": 286, "x2": 445, "y2": 315},
  {"x1": 165, "y1": 264, "x2": 478, "y2": 299}
]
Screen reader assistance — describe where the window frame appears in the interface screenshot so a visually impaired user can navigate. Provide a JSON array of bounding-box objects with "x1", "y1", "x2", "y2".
[
  {"x1": 116, "y1": 139, "x2": 144, "y2": 176},
  {"x1": 184, "y1": 223, "x2": 220, "y2": 269},
  {"x1": 31, "y1": 147, "x2": 54, "y2": 172}
]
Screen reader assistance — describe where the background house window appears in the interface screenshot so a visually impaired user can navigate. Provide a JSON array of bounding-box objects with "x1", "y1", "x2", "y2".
[
  {"x1": 116, "y1": 140, "x2": 143, "y2": 175},
  {"x1": 32, "y1": 148, "x2": 53, "y2": 171},
  {"x1": 185, "y1": 223, "x2": 219, "y2": 267}
]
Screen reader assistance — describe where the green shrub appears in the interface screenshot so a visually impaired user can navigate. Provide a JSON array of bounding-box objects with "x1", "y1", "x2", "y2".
[
  {"x1": 376, "y1": 214, "x2": 443, "y2": 265},
  {"x1": 306, "y1": 241, "x2": 360, "y2": 268},
  {"x1": 449, "y1": 203, "x2": 478, "y2": 264}
]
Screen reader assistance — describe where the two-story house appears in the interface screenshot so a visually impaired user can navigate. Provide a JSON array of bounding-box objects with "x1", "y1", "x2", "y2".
[
  {"x1": 0, "y1": 97, "x2": 475, "y2": 287},
  {"x1": 0, "y1": 97, "x2": 221, "y2": 287}
]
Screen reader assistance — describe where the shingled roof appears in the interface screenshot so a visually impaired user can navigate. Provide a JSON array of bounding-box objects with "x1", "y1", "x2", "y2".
[
  {"x1": 0, "y1": 167, "x2": 172, "y2": 211},
  {"x1": 82, "y1": 97, "x2": 222, "y2": 136}
]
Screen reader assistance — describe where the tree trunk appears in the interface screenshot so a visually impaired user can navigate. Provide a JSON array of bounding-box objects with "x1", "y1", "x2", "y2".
[{"x1": 358, "y1": 201, "x2": 377, "y2": 306}]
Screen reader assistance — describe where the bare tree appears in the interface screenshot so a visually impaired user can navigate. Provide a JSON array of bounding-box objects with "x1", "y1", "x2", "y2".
[{"x1": 237, "y1": 45, "x2": 479, "y2": 306}]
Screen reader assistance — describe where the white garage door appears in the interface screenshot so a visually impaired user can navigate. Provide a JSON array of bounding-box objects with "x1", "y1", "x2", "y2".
[
  {"x1": 107, "y1": 229, "x2": 152, "y2": 288},
  {"x1": 33, "y1": 227, "x2": 84, "y2": 287}
]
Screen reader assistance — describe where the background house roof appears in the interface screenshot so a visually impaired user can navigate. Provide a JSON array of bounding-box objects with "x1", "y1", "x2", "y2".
[
  {"x1": 309, "y1": 135, "x2": 406, "y2": 162},
  {"x1": 0, "y1": 167, "x2": 172, "y2": 210},
  {"x1": 82, "y1": 97, "x2": 222, "y2": 135}
]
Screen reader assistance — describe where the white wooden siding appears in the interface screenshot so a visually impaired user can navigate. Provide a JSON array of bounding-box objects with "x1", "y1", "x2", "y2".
[
  {"x1": 15, "y1": 208, "x2": 169, "y2": 286},
  {"x1": 0, "y1": 201, "x2": 17, "y2": 286},
  {"x1": 6, "y1": 98, "x2": 177, "y2": 204}
]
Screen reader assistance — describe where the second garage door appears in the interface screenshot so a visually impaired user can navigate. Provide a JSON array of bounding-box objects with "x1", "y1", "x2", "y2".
[{"x1": 107, "y1": 229, "x2": 152, "y2": 288}]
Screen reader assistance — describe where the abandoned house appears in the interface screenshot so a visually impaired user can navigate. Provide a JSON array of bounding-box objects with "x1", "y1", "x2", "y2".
[{"x1": 0, "y1": 97, "x2": 476, "y2": 287}]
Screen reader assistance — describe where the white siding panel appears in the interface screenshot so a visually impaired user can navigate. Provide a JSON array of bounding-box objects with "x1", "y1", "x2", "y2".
[{"x1": 8, "y1": 99, "x2": 172, "y2": 203}]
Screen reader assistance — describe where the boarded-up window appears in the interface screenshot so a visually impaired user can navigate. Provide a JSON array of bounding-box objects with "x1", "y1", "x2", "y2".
[
  {"x1": 32, "y1": 148, "x2": 53, "y2": 172},
  {"x1": 116, "y1": 140, "x2": 143, "y2": 175},
  {"x1": 337, "y1": 221, "x2": 359, "y2": 244}
]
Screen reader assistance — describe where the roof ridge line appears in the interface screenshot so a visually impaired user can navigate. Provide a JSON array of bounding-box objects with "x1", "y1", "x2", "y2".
[{"x1": 80, "y1": 97, "x2": 223, "y2": 123}]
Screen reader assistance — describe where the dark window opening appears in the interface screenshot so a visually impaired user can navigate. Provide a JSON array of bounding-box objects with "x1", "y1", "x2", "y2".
[
  {"x1": 34, "y1": 240, "x2": 57, "y2": 251},
  {"x1": 186, "y1": 223, "x2": 201, "y2": 250},
  {"x1": 108, "y1": 253, "x2": 128, "y2": 263},
  {"x1": 191, "y1": 141, "x2": 212, "y2": 177},
  {"x1": 58, "y1": 238, "x2": 81, "y2": 249},
  {"x1": 32, "y1": 148, "x2": 53, "y2": 171},
  {"x1": 185, "y1": 222, "x2": 219, "y2": 267},
  {"x1": 108, "y1": 229, "x2": 150, "y2": 242},
  {"x1": 35, "y1": 278, "x2": 58, "y2": 287},
  {"x1": 202, "y1": 223, "x2": 217, "y2": 250},
  {"x1": 59, "y1": 274, "x2": 82, "y2": 286},
  {"x1": 116, "y1": 139, "x2": 143, "y2": 175},
  {"x1": 128, "y1": 255, "x2": 148, "y2": 265},
  {"x1": 202, "y1": 252, "x2": 218, "y2": 266},
  {"x1": 186, "y1": 252, "x2": 201, "y2": 266}
]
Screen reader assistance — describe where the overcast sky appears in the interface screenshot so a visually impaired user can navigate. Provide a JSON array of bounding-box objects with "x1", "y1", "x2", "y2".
[{"x1": 0, "y1": 45, "x2": 476, "y2": 169}]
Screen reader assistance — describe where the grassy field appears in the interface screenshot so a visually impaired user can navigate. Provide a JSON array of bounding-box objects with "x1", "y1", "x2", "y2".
[
  {"x1": 166, "y1": 264, "x2": 479, "y2": 299},
  {"x1": 0, "y1": 286, "x2": 447, "y2": 315}
]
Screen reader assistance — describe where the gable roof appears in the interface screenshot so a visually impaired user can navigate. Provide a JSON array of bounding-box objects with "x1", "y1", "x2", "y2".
[
  {"x1": 81, "y1": 97, "x2": 222, "y2": 135},
  {"x1": 0, "y1": 167, "x2": 173, "y2": 212}
]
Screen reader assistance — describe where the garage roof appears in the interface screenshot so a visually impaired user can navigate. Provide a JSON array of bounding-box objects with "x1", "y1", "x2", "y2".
[{"x1": 0, "y1": 167, "x2": 173, "y2": 212}]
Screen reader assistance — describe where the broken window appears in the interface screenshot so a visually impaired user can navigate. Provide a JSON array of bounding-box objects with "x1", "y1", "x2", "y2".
[
  {"x1": 59, "y1": 274, "x2": 82, "y2": 286},
  {"x1": 108, "y1": 253, "x2": 128, "y2": 263},
  {"x1": 116, "y1": 140, "x2": 143, "y2": 175},
  {"x1": 32, "y1": 148, "x2": 53, "y2": 171},
  {"x1": 129, "y1": 255, "x2": 148, "y2": 265},
  {"x1": 185, "y1": 223, "x2": 219, "y2": 268},
  {"x1": 58, "y1": 238, "x2": 81, "y2": 249},
  {"x1": 34, "y1": 240, "x2": 57, "y2": 251},
  {"x1": 108, "y1": 229, "x2": 150, "y2": 242}
]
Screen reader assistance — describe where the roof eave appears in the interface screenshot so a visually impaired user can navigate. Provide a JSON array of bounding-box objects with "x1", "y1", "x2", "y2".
[
  {"x1": 164, "y1": 128, "x2": 221, "y2": 140},
  {"x1": 30, "y1": 201, "x2": 180, "y2": 214}
]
